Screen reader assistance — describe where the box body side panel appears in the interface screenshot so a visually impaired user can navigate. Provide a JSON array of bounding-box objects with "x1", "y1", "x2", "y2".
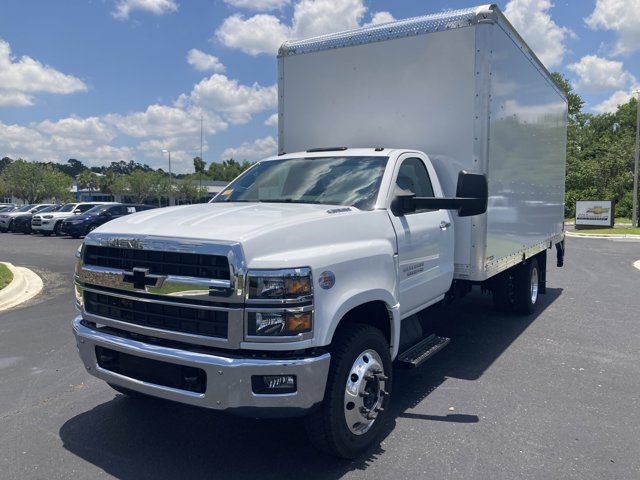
[
  {"x1": 484, "y1": 24, "x2": 567, "y2": 275},
  {"x1": 280, "y1": 27, "x2": 478, "y2": 267}
]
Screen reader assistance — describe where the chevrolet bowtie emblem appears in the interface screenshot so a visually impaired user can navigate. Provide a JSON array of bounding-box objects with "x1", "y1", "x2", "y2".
[{"x1": 122, "y1": 268, "x2": 165, "y2": 290}]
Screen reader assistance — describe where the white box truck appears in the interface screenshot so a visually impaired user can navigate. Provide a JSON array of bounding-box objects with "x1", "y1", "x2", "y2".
[{"x1": 72, "y1": 4, "x2": 567, "y2": 458}]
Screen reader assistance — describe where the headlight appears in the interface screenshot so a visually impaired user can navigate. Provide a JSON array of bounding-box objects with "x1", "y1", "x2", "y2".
[
  {"x1": 245, "y1": 268, "x2": 313, "y2": 339},
  {"x1": 43, "y1": 215, "x2": 53, "y2": 219},
  {"x1": 247, "y1": 308, "x2": 313, "y2": 337},
  {"x1": 246, "y1": 268, "x2": 312, "y2": 302}
]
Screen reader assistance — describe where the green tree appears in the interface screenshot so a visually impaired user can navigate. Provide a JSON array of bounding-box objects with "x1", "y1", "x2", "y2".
[
  {"x1": 98, "y1": 171, "x2": 127, "y2": 198},
  {"x1": 0, "y1": 157, "x2": 12, "y2": 174},
  {"x1": 0, "y1": 160, "x2": 72, "y2": 203},
  {"x1": 76, "y1": 170, "x2": 100, "y2": 194},
  {"x1": 125, "y1": 170, "x2": 156, "y2": 203},
  {"x1": 193, "y1": 156, "x2": 206, "y2": 174},
  {"x1": 149, "y1": 172, "x2": 172, "y2": 206},
  {"x1": 551, "y1": 72, "x2": 584, "y2": 118},
  {"x1": 208, "y1": 158, "x2": 253, "y2": 181},
  {"x1": 57, "y1": 158, "x2": 87, "y2": 177},
  {"x1": 175, "y1": 176, "x2": 208, "y2": 204}
]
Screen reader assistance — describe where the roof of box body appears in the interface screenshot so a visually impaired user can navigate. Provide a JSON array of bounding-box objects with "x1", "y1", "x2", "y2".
[{"x1": 278, "y1": 3, "x2": 565, "y2": 100}]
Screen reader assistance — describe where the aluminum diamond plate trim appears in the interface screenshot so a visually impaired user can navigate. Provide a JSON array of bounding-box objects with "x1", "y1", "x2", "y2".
[{"x1": 278, "y1": 4, "x2": 496, "y2": 57}]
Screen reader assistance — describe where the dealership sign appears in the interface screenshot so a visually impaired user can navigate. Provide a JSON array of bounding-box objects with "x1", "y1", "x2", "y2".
[{"x1": 575, "y1": 200, "x2": 614, "y2": 228}]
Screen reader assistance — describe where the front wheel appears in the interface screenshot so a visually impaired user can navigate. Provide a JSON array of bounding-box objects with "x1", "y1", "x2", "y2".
[{"x1": 305, "y1": 324, "x2": 391, "y2": 458}]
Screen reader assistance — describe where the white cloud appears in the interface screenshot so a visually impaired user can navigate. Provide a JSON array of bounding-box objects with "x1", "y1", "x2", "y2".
[
  {"x1": 136, "y1": 138, "x2": 203, "y2": 171},
  {"x1": 586, "y1": 0, "x2": 640, "y2": 55},
  {"x1": 568, "y1": 55, "x2": 636, "y2": 92},
  {"x1": 0, "y1": 121, "x2": 133, "y2": 166},
  {"x1": 220, "y1": 135, "x2": 277, "y2": 161},
  {"x1": 105, "y1": 104, "x2": 227, "y2": 138},
  {"x1": 36, "y1": 116, "x2": 116, "y2": 143},
  {"x1": 366, "y1": 11, "x2": 395, "y2": 26},
  {"x1": 112, "y1": 0, "x2": 178, "y2": 20},
  {"x1": 593, "y1": 87, "x2": 640, "y2": 113},
  {"x1": 187, "y1": 49, "x2": 225, "y2": 72},
  {"x1": 504, "y1": 0, "x2": 572, "y2": 68},
  {"x1": 264, "y1": 113, "x2": 278, "y2": 126},
  {"x1": 216, "y1": 0, "x2": 390, "y2": 56},
  {"x1": 178, "y1": 73, "x2": 277, "y2": 124},
  {"x1": 224, "y1": 0, "x2": 290, "y2": 10},
  {"x1": 216, "y1": 14, "x2": 290, "y2": 56},
  {"x1": 0, "y1": 38, "x2": 87, "y2": 107}
]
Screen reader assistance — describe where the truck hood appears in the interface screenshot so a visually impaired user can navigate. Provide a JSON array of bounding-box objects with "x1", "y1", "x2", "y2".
[
  {"x1": 94, "y1": 202, "x2": 356, "y2": 242},
  {"x1": 90, "y1": 202, "x2": 395, "y2": 269}
]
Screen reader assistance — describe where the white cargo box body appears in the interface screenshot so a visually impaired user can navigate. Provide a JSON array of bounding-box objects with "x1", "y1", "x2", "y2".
[{"x1": 278, "y1": 4, "x2": 567, "y2": 282}]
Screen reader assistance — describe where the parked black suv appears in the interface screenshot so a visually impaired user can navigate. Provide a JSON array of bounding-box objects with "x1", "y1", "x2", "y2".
[{"x1": 60, "y1": 204, "x2": 156, "y2": 238}]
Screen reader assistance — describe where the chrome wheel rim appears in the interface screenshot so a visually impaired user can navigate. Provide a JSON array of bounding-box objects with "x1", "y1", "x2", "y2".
[
  {"x1": 530, "y1": 266, "x2": 539, "y2": 305},
  {"x1": 344, "y1": 349, "x2": 387, "y2": 435}
]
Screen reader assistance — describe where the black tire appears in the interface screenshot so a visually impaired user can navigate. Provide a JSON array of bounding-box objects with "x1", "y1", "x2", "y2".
[
  {"x1": 491, "y1": 271, "x2": 513, "y2": 312},
  {"x1": 305, "y1": 323, "x2": 392, "y2": 459},
  {"x1": 108, "y1": 383, "x2": 149, "y2": 399},
  {"x1": 53, "y1": 221, "x2": 63, "y2": 236},
  {"x1": 513, "y1": 258, "x2": 540, "y2": 315}
]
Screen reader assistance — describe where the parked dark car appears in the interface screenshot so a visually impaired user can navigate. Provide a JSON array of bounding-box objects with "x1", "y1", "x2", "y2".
[
  {"x1": 11, "y1": 204, "x2": 63, "y2": 234},
  {"x1": 60, "y1": 204, "x2": 155, "y2": 238},
  {"x1": 0, "y1": 204, "x2": 35, "y2": 232}
]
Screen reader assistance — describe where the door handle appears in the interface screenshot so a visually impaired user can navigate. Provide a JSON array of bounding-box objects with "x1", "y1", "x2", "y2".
[{"x1": 439, "y1": 221, "x2": 451, "y2": 230}]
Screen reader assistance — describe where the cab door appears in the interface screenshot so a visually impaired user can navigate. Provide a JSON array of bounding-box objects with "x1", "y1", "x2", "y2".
[{"x1": 387, "y1": 155, "x2": 455, "y2": 316}]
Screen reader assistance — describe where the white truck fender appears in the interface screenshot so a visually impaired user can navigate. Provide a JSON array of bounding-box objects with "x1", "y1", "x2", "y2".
[{"x1": 324, "y1": 289, "x2": 401, "y2": 360}]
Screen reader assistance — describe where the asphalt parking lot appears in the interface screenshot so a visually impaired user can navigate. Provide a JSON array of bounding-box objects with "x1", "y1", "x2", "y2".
[{"x1": 1, "y1": 233, "x2": 639, "y2": 479}]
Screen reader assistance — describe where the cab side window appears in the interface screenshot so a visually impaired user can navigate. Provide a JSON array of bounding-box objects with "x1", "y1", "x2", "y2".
[
  {"x1": 395, "y1": 157, "x2": 434, "y2": 198},
  {"x1": 111, "y1": 206, "x2": 128, "y2": 215},
  {"x1": 76, "y1": 204, "x2": 94, "y2": 213}
]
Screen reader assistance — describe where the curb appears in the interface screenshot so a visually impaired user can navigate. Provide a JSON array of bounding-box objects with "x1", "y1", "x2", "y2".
[
  {"x1": 0, "y1": 262, "x2": 43, "y2": 312},
  {"x1": 566, "y1": 231, "x2": 640, "y2": 240}
]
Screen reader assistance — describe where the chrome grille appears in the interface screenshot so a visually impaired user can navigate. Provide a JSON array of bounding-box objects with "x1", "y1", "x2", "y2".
[
  {"x1": 84, "y1": 245, "x2": 230, "y2": 280},
  {"x1": 84, "y1": 290, "x2": 229, "y2": 338}
]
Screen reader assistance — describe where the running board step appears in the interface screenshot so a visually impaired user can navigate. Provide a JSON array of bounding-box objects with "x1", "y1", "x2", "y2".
[{"x1": 396, "y1": 334, "x2": 450, "y2": 369}]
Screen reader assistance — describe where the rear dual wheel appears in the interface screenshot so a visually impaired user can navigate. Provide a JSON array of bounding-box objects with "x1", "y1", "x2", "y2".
[
  {"x1": 305, "y1": 324, "x2": 391, "y2": 459},
  {"x1": 492, "y1": 258, "x2": 540, "y2": 315}
]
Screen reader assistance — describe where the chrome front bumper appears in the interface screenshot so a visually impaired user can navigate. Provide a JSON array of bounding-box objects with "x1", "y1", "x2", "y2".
[{"x1": 73, "y1": 317, "x2": 330, "y2": 414}]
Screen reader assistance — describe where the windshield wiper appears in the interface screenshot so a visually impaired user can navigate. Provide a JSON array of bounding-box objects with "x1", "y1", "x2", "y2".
[{"x1": 257, "y1": 198, "x2": 322, "y2": 204}]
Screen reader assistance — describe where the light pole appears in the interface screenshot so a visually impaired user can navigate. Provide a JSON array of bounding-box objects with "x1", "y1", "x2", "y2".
[
  {"x1": 162, "y1": 149, "x2": 173, "y2": 206},
  {"x1": 633, "y1": 89, "x2": 640, "y2": 228}
]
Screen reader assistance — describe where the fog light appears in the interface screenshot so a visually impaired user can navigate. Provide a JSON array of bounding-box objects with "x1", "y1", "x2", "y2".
[{"x1": 251, "y1": 375, "x2": 297, "y2": 394}]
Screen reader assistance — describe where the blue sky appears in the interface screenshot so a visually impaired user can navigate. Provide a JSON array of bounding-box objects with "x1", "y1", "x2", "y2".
[{"x1": 0, "y1": 0, "x2": 638, "y2": 172}]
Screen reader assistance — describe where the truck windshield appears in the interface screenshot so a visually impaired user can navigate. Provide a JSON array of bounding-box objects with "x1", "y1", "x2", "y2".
[{"x1": 212, "y1": 156, "x2": 388, "y2": 210}]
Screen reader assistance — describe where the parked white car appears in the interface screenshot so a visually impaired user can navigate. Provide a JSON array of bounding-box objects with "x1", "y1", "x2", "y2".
[{"x1": 32, "y1": 202, "x2": 116, "y2": 236}]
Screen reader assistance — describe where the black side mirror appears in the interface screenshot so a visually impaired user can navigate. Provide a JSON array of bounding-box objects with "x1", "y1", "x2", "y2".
[
  {"x1": 391, "y1": 171, "x2": 487, "y2": 218},
  {"x1": 455, "y1": 171, "x2": 488, "y2": 217}
]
